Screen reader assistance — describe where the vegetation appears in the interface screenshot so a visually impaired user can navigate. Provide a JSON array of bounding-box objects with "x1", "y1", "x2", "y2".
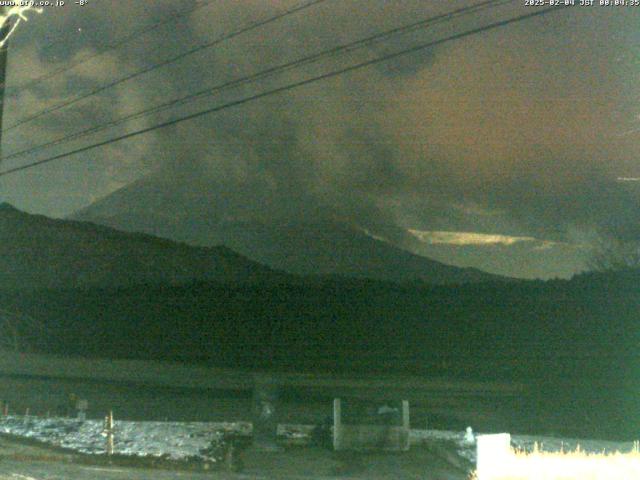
[
  {"x1": 1, "y1": 270, "x2": 638, "y2": 434},
  {"x1": 2, "y1": 270, "x2": 637, "y2": 377},
  {"x1": 588, "y1": 233, "x2": 640, "y2": 272}
]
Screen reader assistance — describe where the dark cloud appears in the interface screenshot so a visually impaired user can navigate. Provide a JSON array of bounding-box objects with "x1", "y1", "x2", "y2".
[{"x1": 1, "y1": 0, "x2": 639, "y2": 277}]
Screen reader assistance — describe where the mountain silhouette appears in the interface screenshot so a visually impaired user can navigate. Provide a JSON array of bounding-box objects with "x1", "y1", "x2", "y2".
[
  {"x1": 0, "y1": 203, "x2": 285, "y2": 290},
  {"x1": 71, "y1": 174, "x2": 504, "y2": 284}
]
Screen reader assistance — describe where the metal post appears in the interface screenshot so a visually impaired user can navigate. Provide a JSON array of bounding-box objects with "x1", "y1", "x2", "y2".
[
  {"x1": 401, "y1": 400, "x2": 410, "y2": 430},
  {"x1": 333, "y1": 398, "x2": 342, "y2": 451}
]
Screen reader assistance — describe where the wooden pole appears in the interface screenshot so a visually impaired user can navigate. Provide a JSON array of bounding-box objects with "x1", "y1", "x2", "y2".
[
  {"x1": 104, "y1": 411, "x2": 114, "y2": 456},
  {"x1": 0, "y1": 7, "x2": 11, "y2": 164}
]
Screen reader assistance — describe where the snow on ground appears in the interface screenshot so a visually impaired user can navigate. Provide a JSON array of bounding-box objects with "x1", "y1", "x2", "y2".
[
  {"x1": 412, "y1": 429, "x2": 638, "y2": 464},
  {"x1": 0, "y1": 416, "x2": 250, "y2": 460},
  {"x1": 510, "y1": 434, "x2": 636, "y2": 455},
  {"x1": 0, "y1": 415, "x2": 635, "y2": 466}
]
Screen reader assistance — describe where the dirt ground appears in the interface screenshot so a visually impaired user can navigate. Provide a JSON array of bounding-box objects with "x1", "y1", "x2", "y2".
[{"x1": 0, "y1": 436, "x2": 471, "y2": 479}]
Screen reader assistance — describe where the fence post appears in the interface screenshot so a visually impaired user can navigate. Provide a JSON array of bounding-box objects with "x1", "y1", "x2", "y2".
[
  {"x1": 77, "y1": 399, "x2": 88, "y2": 421},
  {"x1": 401, "y1": 400, "x2": 410, "y2": 430},
  {"x1": 104, "y1": 411, "x2": 114, "y2": 456},
  {"x1": 333, "y1": 398, "x2": 342, "y2": 451},
  {"x1": 401, "y1": 400, "x2": 410, "y2": 451}
]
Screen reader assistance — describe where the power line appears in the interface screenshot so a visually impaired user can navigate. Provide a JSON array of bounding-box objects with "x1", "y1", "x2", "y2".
[
  {"x1": 0, "y1": 4, "x2": 569, "y2": 178},
  {"x1": 1, "y1": 0, "x2": 512, "y2": 164},
  {"x1": 0, "y1": 0, "x2": 216, "y2": 94},
  {"x1": 2, "y1": 0, "x2": 329, "y2": 133}
]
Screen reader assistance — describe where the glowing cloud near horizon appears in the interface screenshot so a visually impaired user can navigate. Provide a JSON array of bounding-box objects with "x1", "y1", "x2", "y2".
[
  {"x1": 408, "y1": 229, "x2": 539, "y2": 246},
  {"x1": 0, "y1": 6, "x2": 43, "y2": 49}
]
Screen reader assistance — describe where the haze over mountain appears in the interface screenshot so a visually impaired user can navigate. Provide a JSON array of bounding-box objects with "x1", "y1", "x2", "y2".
[
  {"x1": 0, "y1": 203, "x2": 285, "y2": 290},
  {"x1": 71, "y1": 173, "x2": 504, "y2": 285}
]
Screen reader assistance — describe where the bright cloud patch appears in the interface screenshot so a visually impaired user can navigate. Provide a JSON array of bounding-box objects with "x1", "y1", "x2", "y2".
[{"x1": 408, "y1": 229, "x2": 539, "y2": 246}]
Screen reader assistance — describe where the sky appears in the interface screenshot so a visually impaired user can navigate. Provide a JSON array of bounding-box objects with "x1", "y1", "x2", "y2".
[{"x1": 0, "y1": 0, "x2": 638, "y2": 279}]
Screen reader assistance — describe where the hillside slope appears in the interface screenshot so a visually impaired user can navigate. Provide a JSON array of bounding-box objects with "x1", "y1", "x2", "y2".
[{"x1": 0, "y1": 203, "x2": 285, "y2": 290}]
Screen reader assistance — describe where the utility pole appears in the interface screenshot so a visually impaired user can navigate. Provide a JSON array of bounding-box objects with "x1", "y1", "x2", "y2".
[{"x1": 0, "y1": 7, "x2": 13, "y2": 164}]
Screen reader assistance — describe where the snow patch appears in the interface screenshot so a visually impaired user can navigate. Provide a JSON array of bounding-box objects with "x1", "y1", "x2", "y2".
[
  {"x1": 0, "y1": 416, "x2": 250, "y2": 460},
  {"x1": 0, "y1": 416, "x2": 634, "y2": 466}
]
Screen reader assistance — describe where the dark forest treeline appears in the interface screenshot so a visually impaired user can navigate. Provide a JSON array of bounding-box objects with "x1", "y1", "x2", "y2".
[
  {"x1": 2, "y1": 269, "x2": 638, "y2": 384},
  {"x1": 3, "y1": 269, "x2": 639, "y2": 438}
]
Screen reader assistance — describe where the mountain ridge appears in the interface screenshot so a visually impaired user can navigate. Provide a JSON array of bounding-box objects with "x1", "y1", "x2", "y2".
[
  {"x1": 0, "y1": 203, "x2": 288, "y2": 290},
  {"x1": 70, "y1": 176, "x2": 506, "y2": 285}
]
